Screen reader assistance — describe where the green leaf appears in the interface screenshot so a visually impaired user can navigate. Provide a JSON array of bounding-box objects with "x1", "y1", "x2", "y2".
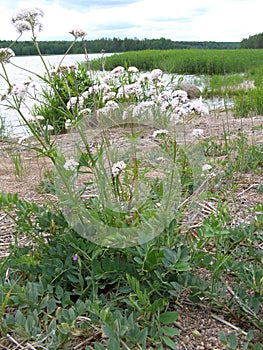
[
  {"x1": 228, "y1": 333, "x2": 238, "y2": 349},
  {"x1": 134, "y1": 257, "x2": 143, "y2": 264},
  {"x1": 107, "y1": 338, "x2": 121, "y2": 350},
  {"x1": 67, "y1": 273, "x2": 80, "y2": 283},
  {"x1": 55, "y1": 285, "x2": 64, "y2": 299},
  {"x1": 47, "y1": 297, "x2": 57, "y2": 314},
  {"x1": 246, "y1": 330, "x2": 254, "y2": 342},
  {"x1": 137, "y1": 327, "x2": 148, "y2": 345},
  {"x1": 94, "y1": 345, "x2": 105, "y2": 350},
  {"x1": 160, "y1": 326, "x2": 180, "y2": 337},
  {"x1": 47, "y1": 318, "x2": 57, "y2": 333},
  {"x1": 61, "y1": 291, "x2": 72, "y2": 307},
  {"x1": 15, "y1": 310, "x2": 25, "y2": 325},
  {"x1": 58, "y1": 322, "x2": 71, "y2": 334},
  {"x1": 173, "y1": 261, "x2": 191, "y2": 271},
  {"x1": 103, "y1": 323, "x2": 118, "y2": 341},
  {"x1": 161, "y1": 335, "x2": 177, "y2": 349},
  {"x1": 76, "y1": 300, "x2": 87, "y2": 315},
  {"x1": 219, "y1": 331, "x2": 227, "y2": 344},
  {"x1": 163, "y1": 247, "x2": 178, "y2": 264},
  {"x1": 159, "y1": 311, "x2": 179, "y2": 324},
  {"x1": 149, "y1": 299, "x2": 165, "y2": 313}
]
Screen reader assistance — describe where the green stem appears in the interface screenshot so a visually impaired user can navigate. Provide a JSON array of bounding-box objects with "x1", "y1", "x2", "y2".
[
  {"x1": 9, "y1": 61, "x2": 49, "y2": 82},
  {"x1": 164, "y1": 139, "x2": 177, "y2": 212},
  {"x1": 57, "y1": 39, "x2": 78, "y2": 69},
  {"x1": 0, "y1": 62, "x2": 12, "y2": 88},
  {"x1": 32, "y1": 38, "x2": 52, "y2": 80}
]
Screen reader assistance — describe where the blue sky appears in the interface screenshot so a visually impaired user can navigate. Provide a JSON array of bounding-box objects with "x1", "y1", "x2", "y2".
[{"x1": 0, "y1": 0, "x2": 262, "y2": 42}]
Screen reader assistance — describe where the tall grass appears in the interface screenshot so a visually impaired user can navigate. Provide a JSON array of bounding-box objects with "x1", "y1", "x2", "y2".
[
  {"x1": 234, "y1": 87, "x2": 263, "y2": 117},
  {"x1": 91, "y1": 49, "x2": 263, "y2": 75}
]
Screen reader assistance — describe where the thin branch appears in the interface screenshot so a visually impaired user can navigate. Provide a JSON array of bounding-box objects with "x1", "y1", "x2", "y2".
[{"x1": 211, "y1": 313, "x2": 247, "y2": 336}]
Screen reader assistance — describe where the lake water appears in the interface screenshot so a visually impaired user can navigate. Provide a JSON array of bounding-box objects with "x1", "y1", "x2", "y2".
[{"x1": 0, "y1": 53, "x2": 107, "y2": 137}]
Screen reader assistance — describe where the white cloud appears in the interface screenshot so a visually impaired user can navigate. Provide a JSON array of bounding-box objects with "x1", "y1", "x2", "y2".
[{"x1": 0, "y1": 0, "x2": 262, "y2": 42}]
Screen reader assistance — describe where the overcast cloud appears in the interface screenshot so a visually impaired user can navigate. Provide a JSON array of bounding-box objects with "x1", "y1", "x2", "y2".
[{"x1": 0, "y1": 0, "x2": 261, "y2": 42}]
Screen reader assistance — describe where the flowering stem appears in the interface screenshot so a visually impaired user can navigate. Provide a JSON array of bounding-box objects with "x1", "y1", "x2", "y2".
[
  {"x1": 83, "y1": 39, "x2": 92, "y2": 80},
  {"x1": 164, "y1": 139, "x2": 178, "y2": 212},
  {"x1": 57, "y1": 38, "x2": 78, "y2": 69},
  {"x1": 75, "y1": 124, "x2": 106, "y2": 203},
  {"x1": 25, "y1": 35, "x2": 75, "y2": 115},
  {"x1": 9, "y1": 58, "x2": 74, "y2": 122},
  {"x1": 8, "y1": 34, "x2": 23, "y2": 49},
  {"x1": 32, "y1": 38, "x2": 52, "y2": 80},
  {"x1": 127, "y1": 124, "x2": 139, "y2": 212},
  {"x1": 100, "y1": 129, "x2": 118, "y2": 201},
  {"x1": 0, "y1": 62, "x2": 12, "y2": 88}
]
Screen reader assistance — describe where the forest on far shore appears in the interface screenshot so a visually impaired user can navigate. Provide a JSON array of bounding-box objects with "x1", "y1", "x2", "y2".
[
  {"x1": 240, "y1": 32, "x2": 263, "y2": 49},
  {"x1": 0, "y1": 37, "x2": 240, "y2": 56}
]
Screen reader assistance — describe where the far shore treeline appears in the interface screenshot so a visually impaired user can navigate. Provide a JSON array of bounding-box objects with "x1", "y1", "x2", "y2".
[
  {"x1": 0, "y1": 37, "x2": 241, "y2": 56},
  {"x1": 240, "y1": 32, "x2": 263, "y2": 49}
]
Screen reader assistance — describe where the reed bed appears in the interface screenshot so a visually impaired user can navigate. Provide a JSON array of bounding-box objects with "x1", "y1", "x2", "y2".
[{"x1": 91, "y1": 49, "x2": 263, "y2": 75}]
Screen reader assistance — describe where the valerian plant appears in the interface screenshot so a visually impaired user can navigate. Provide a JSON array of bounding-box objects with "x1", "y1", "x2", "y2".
[
  {"x1": 1, "y1": 7, "x2": 262, "y2": 350},
  {"x1": 0, "y1": 7, "x2": 211, "y2": 349}
]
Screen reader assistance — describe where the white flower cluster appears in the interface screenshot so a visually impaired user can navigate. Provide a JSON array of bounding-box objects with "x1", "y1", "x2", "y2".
[
  {"x1": 79, "y1": 108, "x2": 92, "y2": 117},
  {"x1": 64, "y1": 159, "x2": 79, "y2": 171},
  {"x1": 151, "y1": 68, "x2": 163, "y2": 80},
  {"x1": 0, "y1": 48, "x2": 15, "y2": 64},
  {"x1": 65, "y1": 119, "x2": 72, "y2": 129},
  {"x1": 35, "y1": 115, "x2": 45, "y2": 121},
  {"x1": 187, "y1": 100, "x2": 209, "y2": 116},
  {"x1": 46, "y1": 124, "x2": 54, "y2": 131},
  {"x1": 50, "y1": 64, "x2": 77, "y2": 75},
  {"x1": 117, "y1": 82, "x2": 143, "y2": 99},
  {"x1": 1, "y1": 82, "x2": 30, "y2": 101},
  {"x1": 202, "y1": 164, "x2": 212, "y2": 172},
  {"x1": 132, "y1": 101, "x2": 155, "y2": 118},
  {"x1": 12, "y1": 8, "x2": 44, "y2": 34},
  {"x1": 66, "y1": 65, "x2": 209, "y2": 125},
  {"x1": 112, "y1": 160, "x2": 126, "y2": 177},
  {"x1": 69, "y1": 29, "x2": 87, "y2": 39},
  {"x1": 138, "y1": 73, "x2": 150, "y2": 83},
  {"x1": 172, "y1": 90, "x2": 188, "y2": 103},
  {"x1": 67, "y1": 96, "x2": 81, "y2": 110},
  {"x1": 111, "y1": 66, "x2": 125, "y2": 77},
  {"x1": 66, "y1": 90, "x2": 90, "y2": 111},
  {"x1": 128, "y1": 66, "x2": 139, "y2": 74},
  {"x1": 97, "y1": 100, "x2": 119, "y2": 117},
  {"x1": 10, "y1": 83, "x2": 29, "y2": 98}
]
